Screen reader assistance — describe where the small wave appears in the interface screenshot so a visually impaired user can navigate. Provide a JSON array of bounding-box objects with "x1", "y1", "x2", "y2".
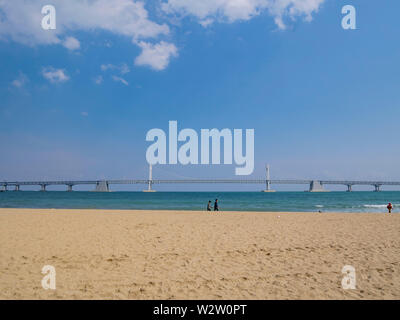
[
  {"x1": 315, "y1": 205, "x2": 324, "y2": 208},
  {"x1": 363, "y1": 204, "x2": 387, "y2": 208}
]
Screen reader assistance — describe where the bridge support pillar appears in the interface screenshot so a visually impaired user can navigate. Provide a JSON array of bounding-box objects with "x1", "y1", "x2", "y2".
[
  {"x1": 143, "y1": 164, "x2": 156, "y2": 192},
  {"x1": 373, "y1": 184, "x2": 381, "y2": 192},
  {"x1": 143, "y1": 181, "x2": 156, "y2": 192},
  {"x1": 309, "y1": 180, "x2": 327, "y2": 192},
  {"x1": 14, "y1": 185, "x2": 20, "y2": 191},
  {"x1": 262, "y1": 180, "x2": 275, "y2": 192},
  {"x1": 0, "y1": 185, "x2": 6, "y2": 192},
  {"x1": 40, "y1": 184, "x2": 47, "y2": 192},
  {"x1": 346, "y1": 184, "x2": 353, "y2": 192},
  {"x1": 67, "y1": 184, "x2": 73, "y2": 192},
  {"x1": 261, "y1": 164, "x2": 275, "y2": 192},
  {"x1": 95, "y1": 181, "x2": 110, "y2": 192}
]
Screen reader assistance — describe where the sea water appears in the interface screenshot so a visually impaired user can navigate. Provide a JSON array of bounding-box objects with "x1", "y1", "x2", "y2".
[{"x1": 0, "y1": 191, "x2": 399, "y2": 213}]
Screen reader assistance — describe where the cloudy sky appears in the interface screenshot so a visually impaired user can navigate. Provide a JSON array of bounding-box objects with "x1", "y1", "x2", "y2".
[{"x1": 0, "y1": 0, "x2": 399, "y2": 191}]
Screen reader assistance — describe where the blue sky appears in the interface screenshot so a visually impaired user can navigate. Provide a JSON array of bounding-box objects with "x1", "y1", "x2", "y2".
[{"x1": 1, "y1": 0, "x2": 399, "y2": 191}]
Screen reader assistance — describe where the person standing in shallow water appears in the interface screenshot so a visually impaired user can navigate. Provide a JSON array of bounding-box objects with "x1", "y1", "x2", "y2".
[
  {"x1": 387, "y1": 202, "x2": 393, "y2": 213},
  {"x1": 207, "y1": 200, "x2": 212, "y2": 212},
  {"x1": 214, "y1": 199, "x2": 219, "y2": 211}
]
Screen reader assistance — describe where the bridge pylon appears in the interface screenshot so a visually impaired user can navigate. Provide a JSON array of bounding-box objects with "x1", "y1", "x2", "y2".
[
  {"x1": 261, "y1": 164, "x2": 275, "y2": 192},
  {"x1": 309, "y1": 180, "x2": 328, "y2": 192},
  {"x1": 143, "y1": 164, "x2": 156, "y2": 192},
  {"x1": 373, "y1": 184, "x2": 381, "y2": 192},
  {"x1": 95, "y1": 181, "x2": 110, "y2": 192}
]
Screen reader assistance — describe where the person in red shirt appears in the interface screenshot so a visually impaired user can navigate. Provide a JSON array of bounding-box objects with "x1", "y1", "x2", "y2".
[{"x1": 387, "y1": 203, "x2": 393, "y2": 213}]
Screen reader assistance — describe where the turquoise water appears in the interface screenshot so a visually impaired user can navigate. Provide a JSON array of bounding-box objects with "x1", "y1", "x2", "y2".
[{"x1": 0, "y1": 191, "x2": 399, "y2": 213}]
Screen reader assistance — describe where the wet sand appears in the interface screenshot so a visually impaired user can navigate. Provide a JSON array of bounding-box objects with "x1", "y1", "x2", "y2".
[{"x1": 0, "y1": 208, "x2": 399, "y2": 299}]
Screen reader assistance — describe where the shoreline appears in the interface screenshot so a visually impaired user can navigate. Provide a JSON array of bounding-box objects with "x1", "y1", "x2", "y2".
[
  {"x1": 0, "y1": 208, "x2": 393, "y2": 214},
  {"x1": 1, "y1": 208, "x2": 399, "y2": 299}
]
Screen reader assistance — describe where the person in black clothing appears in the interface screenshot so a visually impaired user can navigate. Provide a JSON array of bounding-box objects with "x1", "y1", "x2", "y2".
[
  {"x1": 214, "y1": 199, "x2": 219, "y2": 211},
  {"x1": 207, "y1": 200, "x2": 212, "y2": 211}
]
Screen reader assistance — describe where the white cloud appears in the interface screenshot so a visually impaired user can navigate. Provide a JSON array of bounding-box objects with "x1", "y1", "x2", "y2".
[
  {"x1": 101, "y1": 64, "x2": 112, "y2": 72},
  {"x1": 0, "y1": 0, "x2": 173, "y2": 70},
  {"x1": 120, "y1": 63, "x2": 130, "y2": 75},
  {"x1": 0, "y1": 0, "x2": 326, "y2": 71},
  {"x1": 63, "y1": 36, "x2": 80, "y2": 50},
  {"x1": 199, "y1": 18, "x2": 214, "y2": 28},
  {"x1": 11, "y1": 72, "x2": 29, "y2": 88},
  {"x1": 112, "y1": 75, "x2": 129, "y2": 86},
  {"x1": 134, "y1": 41, "x2": 178, "y2": 71},
  {"x1": 42, "y1": 67, "x2": 70, "y2": 83},
  {"x1": 162, "y1": 0, "x2": 265, "y2": 22},
  {"x1": 0, "y1": 0, "x2": 169, "y2": 45},
  {"x1": 162, "y1": 0, "x2": 325, "y2": 29},
  {"x1": 101, "y1": 63, "x2": 130, "y2": 74},
  {"x1": 94, "y1": 75, "x2": 103, "y2": 85}
]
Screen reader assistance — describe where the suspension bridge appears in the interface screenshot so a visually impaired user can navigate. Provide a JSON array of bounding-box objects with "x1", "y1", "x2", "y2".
[{"x1": 1, "y1": 165, "x2": 400, "y2": 192}]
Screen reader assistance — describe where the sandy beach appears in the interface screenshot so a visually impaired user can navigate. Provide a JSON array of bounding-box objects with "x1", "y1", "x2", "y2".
[{"x1": 0, "y1": 208, "x2": 399, "y2": 300}]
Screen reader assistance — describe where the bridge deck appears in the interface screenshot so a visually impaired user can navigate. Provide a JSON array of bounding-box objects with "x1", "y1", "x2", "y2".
[{"x1": 1, "y1": 179, "x2": 400, "y2": 186}]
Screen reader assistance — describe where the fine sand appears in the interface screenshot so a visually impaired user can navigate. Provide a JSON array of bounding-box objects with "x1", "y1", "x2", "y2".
[{"x1": 0, "y1": 208, "x2": 399, "y2": 300}]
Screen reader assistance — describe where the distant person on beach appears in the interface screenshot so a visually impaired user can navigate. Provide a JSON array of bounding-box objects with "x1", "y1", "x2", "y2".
[
  {"x1": 207, "y1": 201, "x2": 212, "y2": 211},
  {"x1": 214, "y1": 199, "x2": 219, "y2": 211},
  {"x1": 387, "y1": 203, "x2": 393, "y2": 213}
]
